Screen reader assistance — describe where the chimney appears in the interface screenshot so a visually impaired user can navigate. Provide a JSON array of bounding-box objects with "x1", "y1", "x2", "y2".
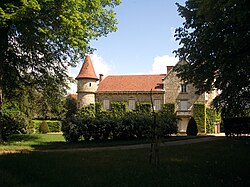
[
  {"x1": 167, "y1": 66, "x2": 174, "y2": 74},
  {"x1": 99, "y1": 74, "x2": 104, "y2": 82}
]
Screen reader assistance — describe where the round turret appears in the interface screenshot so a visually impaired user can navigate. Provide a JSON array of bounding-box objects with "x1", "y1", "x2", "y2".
[{"x1": 76, "y1": 55, "x2": 98, "y2": 108}]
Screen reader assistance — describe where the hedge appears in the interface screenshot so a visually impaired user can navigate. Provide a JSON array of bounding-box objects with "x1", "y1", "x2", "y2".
[
  {"x1": 223, "y1": 117, "x2": 250, "y2": 136},
  {"x1": 62, "y1": 103, "x2": 178, "y2": 142},
  {"x1": 33, "y1": 120, "x2": 62, "y2": 133}
]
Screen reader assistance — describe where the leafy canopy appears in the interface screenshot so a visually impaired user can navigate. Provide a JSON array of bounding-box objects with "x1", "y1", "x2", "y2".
[
  {"x1": 174, "y1": 0, "x2": 250, "y2": 116},
  {"x1": 0, "y1": 0, "x2": 120, "y2": 106}
]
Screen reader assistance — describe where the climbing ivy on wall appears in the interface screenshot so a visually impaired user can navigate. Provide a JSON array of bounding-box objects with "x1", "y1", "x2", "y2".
[
  {"x1": 193, "y1": 103, "x2": 206, "y2": 133},
  {"x1": 135, "y1": 102, "x2": 152, "y2": 114},
  {"x1": 95, "y1": 102, "x2": 103, "y2": 114},
  {"x1": 77, "y1": 104, "x2": 96, "y2": 118},
  {"x1": 206, "y1": 108, "x2": 221, "y2": 133},
  {"x1": 110, "y1": 102, "x2": 128, "y2": 119},
  {"x1": 162, "y1": 103, "x2": 175, "y2": 116}
]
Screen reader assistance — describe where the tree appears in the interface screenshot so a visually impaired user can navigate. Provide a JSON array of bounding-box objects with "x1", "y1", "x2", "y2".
[
  {"x1": 174, "y1": 0, "x2": 250, "y2": 117},
  {"x1": 0, "y1": 0, "x2": 120, "y2": 113},
  {"x1": 186, "y1": 117, "x2": 198, "y2": 136},
  {"x1": 64, "y1": 94, "x2": 77, "y2": 118}
]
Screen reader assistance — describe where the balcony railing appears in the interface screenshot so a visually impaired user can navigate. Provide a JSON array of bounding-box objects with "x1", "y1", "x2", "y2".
[{"x1": 176, "y1": 110, "x2": 192, "y2": 116}]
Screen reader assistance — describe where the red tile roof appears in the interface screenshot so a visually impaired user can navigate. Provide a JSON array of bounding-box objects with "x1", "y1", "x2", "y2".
[
  {"x1": 68, "y1": 94, "x2": 77, "y2": 100},
  {"x1": 97, "y1": 74, "x2": 166, "y2": 92},
  {"x1": 76, "y1": 55, "x2": 98, "y2": 80}
]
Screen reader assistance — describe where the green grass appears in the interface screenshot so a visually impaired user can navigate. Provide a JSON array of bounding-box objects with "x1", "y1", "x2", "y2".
[
  {"x1": 0, "y1": 134, "x2": 209, "y2": 151},
  {"x1": 0, "y1": 134, "x2": 65, "y2": 151},
  {"x1": 0, "y1": 138, "x2": 249, "y2": 187}
]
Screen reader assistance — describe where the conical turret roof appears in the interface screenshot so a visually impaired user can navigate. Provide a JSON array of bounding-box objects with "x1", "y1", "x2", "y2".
[{"x1": 76, "y1": 55, "x2": 98, "y2": 80}]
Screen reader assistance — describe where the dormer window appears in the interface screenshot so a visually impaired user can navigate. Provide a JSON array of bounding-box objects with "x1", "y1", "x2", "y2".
[{"x1": 180, "y1": 84, "x2": 187, "y2": 93}]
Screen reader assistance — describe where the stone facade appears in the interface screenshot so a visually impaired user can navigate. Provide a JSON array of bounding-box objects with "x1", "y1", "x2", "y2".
[
  {"x1": 76, "y1": 57, "x2": 217, "y2": 133},
  {"x1": 96, "y1": 91, "x2": 164, "y2": 110},
  {"x1": 163, "y1": 61, "x2": 217, "y2": 132},
  {"x1": 77, "y1": 78, "x2": 98, "y2": 108}
]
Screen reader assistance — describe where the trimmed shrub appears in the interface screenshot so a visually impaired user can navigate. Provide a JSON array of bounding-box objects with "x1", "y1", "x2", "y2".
[
  {"x1": 62, "y1": 115, "x2": 82, "y2": 142},
  {"x1": 186, "y1": 117, "x2": 198, "y2": 136},
  {"x1": 159, "y1": 115, "x2": 178, "y2": 137},
  {"x1": 62, "y1": 103, "x2": 178, "y2": 142},
  {"x1": 158, "y1": 103, "x2": 178, "y2": 137},
  {"x1": 0, "y1": 108, "x2": 27, "y2": 142},
  {"x1": 223, "y1": 117, "x2": 250, "y2": 137},
  {"x1": 47, "y1": 121, "x2": 62, "y2": 132},
  {"x1": 39, "y1": 121, "x2": 49, "y2": 134}
]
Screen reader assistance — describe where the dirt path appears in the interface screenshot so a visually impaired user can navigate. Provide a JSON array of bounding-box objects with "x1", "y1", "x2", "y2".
[{"x1": 0, "y1": 136, "x2": 225, "y2": 154}]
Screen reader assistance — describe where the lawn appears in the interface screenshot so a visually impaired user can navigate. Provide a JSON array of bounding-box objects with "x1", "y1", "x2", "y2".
[
  {"x1": 0, "y1": 134, "x2": 66, "y2": 151},
  {"x1": 0, "y1": 134, "x2": 208, "y2": 151},
  {"x1": 0, "y1": 137, "x2": 249, "y2": 187}
]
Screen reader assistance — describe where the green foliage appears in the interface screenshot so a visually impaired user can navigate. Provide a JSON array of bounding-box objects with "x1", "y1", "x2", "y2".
[
  {"x1": 39, "y1": 121, "x2": 49, "y2": 134},
  {"x1": 95, "y1": 102, "x2": 103, "y2": 114},
  {"x1": 110, "y1": 102, "x2": 128, "y2": 119},
  {"x1": 62, "y1": 102, "x2": 178, "y2": 142},
  {"x1": 206, "y1": 108, "x2": 221, "y2": 134},
  {"x1": 0, "y1": 0, "x2": 121, "y2": 137},
  {"x1": 62, "y1": 115, "x2": 82, "y2": 143},
  {"x1": 174, "y1": 0, "x2": 250, "y2": 116},
  {"x1": 135, "y1": 102, "x2": 152, "y2": 114},
  {"x1": 158, "y1": 114, "x2": 178, "y2": 137},
  {"x1": 162, "y1": 103, "x2": 175, "y2": 115},
  {"x1": 156, "y1": 103, "x2": 178, "y2": 137},
  {"x1": 1, "y1": 138, "x2": 250, "y2": 187},
  {"x1": 0, "y1": 102, "x2": 28, "y2": 141},
  {"x1": 193, "y1": 103, "x2": 206, "y2": 133},
  {"x1": 224, "y1": 117, "x2": 250, "y2": 136},
  {"x1": 78, "y1": 104, "x2": 96, "y2": 118},
  {"x1": 64, "y1": 94, "x2": 77, "y2": 119},
  {"x1": 46, "y1": 121, "x2": 62, "y2": 132},
  {"x1": 186, "y1": 117, "x2": 198, "y2": 136},
  {"x1": 33, "y1": 120, "x2": 62, "y2": 133}
]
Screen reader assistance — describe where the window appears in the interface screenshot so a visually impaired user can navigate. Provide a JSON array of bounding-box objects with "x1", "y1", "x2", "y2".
[
  {"x1": 180, "y1": 84, "x2": 187, "y2": 93},
  {"x1": 128, "y1": 100, "x2": 135, "y2": 110},
  {"x1": 154, "y1": 99, "x2": 161, "y2": 111},
  {"x1": 89, "y1": 83, "x2": 92, "y2": 87},
  {"x1": 103, "y1": 99, "x2": 110, "y2": 110},
  {"x1": 179, "y1": 100, "x2": 188, "y2": 111},
  {"x1": 205, "y1": 92, "x2": 209, "y2": 100}
]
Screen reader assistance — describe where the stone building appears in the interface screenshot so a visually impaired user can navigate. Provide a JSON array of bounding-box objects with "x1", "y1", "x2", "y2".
[{"x1": 76, "y1": 55, "x2": 217, "y2": 133}]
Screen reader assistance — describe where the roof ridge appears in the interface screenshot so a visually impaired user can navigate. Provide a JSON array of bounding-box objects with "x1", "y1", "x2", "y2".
[{"x1": 105, "y1": 74, "x2": 166, "y2": 77}]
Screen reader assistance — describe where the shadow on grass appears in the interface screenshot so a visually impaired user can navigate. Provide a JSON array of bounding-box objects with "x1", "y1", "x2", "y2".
[
  {"x1": 8, "y1": 134, "x2": 40, "y2": 142},
  {"x1": 30, "y1": 135, "x2": 218, "y2": 151},
  {"x1": 31, "y1": 139, "x2": 149, "y2": 150}
]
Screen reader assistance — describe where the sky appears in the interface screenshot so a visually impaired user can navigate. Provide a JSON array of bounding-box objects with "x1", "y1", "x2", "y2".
[{"x1": 69, "y1": 0, "x2": 186, "y2": 93}]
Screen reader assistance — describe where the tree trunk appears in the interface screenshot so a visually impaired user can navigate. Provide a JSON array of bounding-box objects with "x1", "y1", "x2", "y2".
[
  {"x1": 0, "y1": 27, "x2": 9, "y2": 142},
  {"x1": 149, "y1": 89, "x2": 160, "y2": 167},
  {"x1": 0, "y1": 27, "x2": 9, "y2": 113}
]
